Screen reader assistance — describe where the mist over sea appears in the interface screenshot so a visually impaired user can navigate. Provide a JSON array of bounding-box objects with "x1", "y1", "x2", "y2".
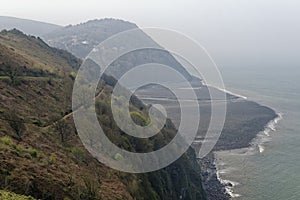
[{"x1": 215, "y1": 65, "x2": 300, "y2": 199}]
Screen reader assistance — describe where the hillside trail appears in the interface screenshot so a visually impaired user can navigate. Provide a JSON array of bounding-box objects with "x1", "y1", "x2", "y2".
[{"x1": 44, "y1": 89, "x2": 105, "y2": 129}]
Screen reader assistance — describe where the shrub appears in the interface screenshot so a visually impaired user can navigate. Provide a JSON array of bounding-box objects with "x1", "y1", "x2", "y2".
[
  {"x1": 49, "y1": 153, "x2": 56, "y2": 164},
  {"x1": 0, "y1": 190, "x2": 35, "y2": 200},
  {"x1": 127, "y1": 179, "x2": 139, "y2": 195},
  {"x1": 12, "y1": 144, "x2": 22, "y2": 152},
  {"x1": 79, "y1": 178, "x2": 98, "y2": 200},
  {"x1": 130, "y1": 111, "x2": 150, "y2": 126},
  {"x1": 1, "y1": 136, "x2": 12, "y2": 146},
  {"x1": 71, "y1": 147, "x2": 85, "y2": 162},
  {"x1": 69, "y1": 72, "x2": 77, "y2": 80},
  {"x1": 7, "y1": 66, "x2": 22, "y2": 86},
  {"x1": 28, "y1": 148, "x2": 38, "y2": 158},
  {"x1": 47, "y1": 77, "x2": 54, "y2": 86}
]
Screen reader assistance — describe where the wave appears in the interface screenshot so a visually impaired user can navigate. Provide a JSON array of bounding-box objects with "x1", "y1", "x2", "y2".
[
  {"x1": 218, "y1": 167, "x2": 236, "y2": 175},
  {"x1": 251, "y1": 112, "x2": 283, "y2": 154},
  {"x1": 221, "y1": 179, "x2": 241, "y2": 198},
  {"x1": 258, "y1": 144, "x2": 265, "y2": 153},
  {"x1": 214, "y1": 110, "x2": 283, "y2": 199},
  {"x1": 208, "y1": 83, "x2": 283, "y2": 198},
  {"x1": 215, "y1": 164, "x2": 241, "y2": 198},
  {"x1": 223, "y1": 180, "x2": 241, "y2": 198}
]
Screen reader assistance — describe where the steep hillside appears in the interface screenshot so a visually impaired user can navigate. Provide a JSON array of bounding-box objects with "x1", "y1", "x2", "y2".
[
  {"x1": 43, "y1": 19, "x2": 195, "y2": 82},
  {"x1": 0, "y1": 29, "x2": 80, "y2": 74},
  {"x1": 0, "y1": 30, "x2": 206, "y2": 199},
  {"x1": 0, "y1": 16, "x2": 61, "y2": 36},
  {"x1": 44, "y1": 19, "x2": 138, "y2": 58}
]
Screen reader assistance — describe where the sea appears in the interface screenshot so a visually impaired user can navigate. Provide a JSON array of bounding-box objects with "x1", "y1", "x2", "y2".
[{"x1": 215, "y1": 65, "x2": 300, "y2": 200}]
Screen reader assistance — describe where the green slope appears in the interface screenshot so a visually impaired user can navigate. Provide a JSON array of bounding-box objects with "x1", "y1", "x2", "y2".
[
  {"x1": 0, "y1": 30, "x2": 206, "y2": 200},
  {"x1": 0, "y1": 190, "x2": 35, "y2": 200}
]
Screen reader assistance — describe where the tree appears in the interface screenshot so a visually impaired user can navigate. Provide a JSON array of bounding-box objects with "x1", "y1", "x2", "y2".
[
  {"x1": 53, "y1": 120, "x2": 69, "y2": 143},
  {"x1": 6, "y1": 65, "x2": 22, "y2": 86},
  {"x1": 5, "y1": 111, "x2": 26, "y2": 140}
]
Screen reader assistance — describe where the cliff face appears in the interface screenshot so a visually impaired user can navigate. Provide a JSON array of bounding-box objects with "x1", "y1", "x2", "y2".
[{"x1": 0, "y1": 30, "x2": 206, "y2": 200}]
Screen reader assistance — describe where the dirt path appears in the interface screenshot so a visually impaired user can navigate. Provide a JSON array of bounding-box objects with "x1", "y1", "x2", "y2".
[{"x1": 44, "y1": 89, "x2": 105, "y2": 129}]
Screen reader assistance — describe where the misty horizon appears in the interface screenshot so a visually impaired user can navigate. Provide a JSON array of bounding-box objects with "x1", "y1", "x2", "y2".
[{"x1": 1, "y1": 0, "x2": 300, "y2": 69}]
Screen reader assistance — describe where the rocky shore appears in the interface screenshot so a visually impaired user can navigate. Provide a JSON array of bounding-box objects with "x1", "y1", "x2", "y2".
[
  {"x1": 199, "y1": 153, "x2": 231, "y2": 200},
  {"x1": 135, "y1": 84, "x2": 278, "y2": 200},
  {"x1": 198, "y1": 100, "x2": 278, "y2": 200}
]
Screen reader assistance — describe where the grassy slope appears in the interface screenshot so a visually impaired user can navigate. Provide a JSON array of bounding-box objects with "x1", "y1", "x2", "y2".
[
  {"x1": 0, "y1": 190, "x2": 35, "y2": 200},
  {"x1": 0, "y1": 30, "x2": 206, "y2": 200},
  {"x1": 0, "y1": 29, "x2": 80, "y2": 74},
  {"x1": 0, "y1": 30, "x2": 133, "y2": 200}
]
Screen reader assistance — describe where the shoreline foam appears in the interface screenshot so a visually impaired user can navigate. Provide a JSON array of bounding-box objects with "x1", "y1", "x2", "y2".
[
  {"x1": 210, "y1": 86, "x2": 282, "y2": 199},
  {"x1": 251, "y1": 112, "x2": 283, "y2": 153},
  {"x1": 215, "y1": 163, "x2": 242, "y2": 198},
  {"x1": 214, "y1": 112, "x2": 283, "y2": 198}
]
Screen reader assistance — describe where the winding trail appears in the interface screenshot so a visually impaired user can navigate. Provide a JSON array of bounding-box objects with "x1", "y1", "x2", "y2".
[{"x1": 44, "y1": 89, "x2": 105, "y2": 129}]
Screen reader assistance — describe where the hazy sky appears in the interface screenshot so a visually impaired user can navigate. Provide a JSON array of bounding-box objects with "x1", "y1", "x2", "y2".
[{"x1": 1, "y1": 0, "x2": 300, "y2": 68}]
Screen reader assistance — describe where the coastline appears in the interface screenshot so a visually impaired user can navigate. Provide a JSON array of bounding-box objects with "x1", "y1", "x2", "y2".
[
  {"x1": 135, "y1": 84, "x2": 281, "y2": 200},
  {"x1": 216, "y1": 112, "x2": 282, "y2": 199},
  {"x1": 200, "y1": 96, "x2": 282, "y2": 199}
]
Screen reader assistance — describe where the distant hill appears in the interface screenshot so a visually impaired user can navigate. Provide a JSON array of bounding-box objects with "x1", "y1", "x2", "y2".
[
  {"x1": 0, "y1": 16, "x2": 61, "y2": 36},
  {"x1": 44, "y1": 18, "x2": 195, "y2": 83},
  {"x1": 44, "y1": 19, "x2": 138, "y2": 58}
]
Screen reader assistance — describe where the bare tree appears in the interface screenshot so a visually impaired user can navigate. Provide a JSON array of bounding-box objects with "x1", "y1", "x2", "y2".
[
  {"x1": 53, "y1": 120, "x2": 69, "y2": 143},
  {"x1": 5, "y1": 111, "x2": 26, "y2": 140},
  {"x1": 6, "y1": 65, "x2": 22, "y2": 86}
]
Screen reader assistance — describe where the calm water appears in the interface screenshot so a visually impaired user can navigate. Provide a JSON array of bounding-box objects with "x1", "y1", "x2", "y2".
[{"x1": 216, "y1": 65, "x2": 300, "y2": 200}]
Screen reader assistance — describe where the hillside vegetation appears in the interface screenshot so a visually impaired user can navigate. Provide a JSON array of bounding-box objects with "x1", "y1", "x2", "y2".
[
  {"x1": 0, "y1": 190, "x2": 35, "y2": 200},
  {"x1": 0, "y1": 30, "x2": 206, "y2": 199}
]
